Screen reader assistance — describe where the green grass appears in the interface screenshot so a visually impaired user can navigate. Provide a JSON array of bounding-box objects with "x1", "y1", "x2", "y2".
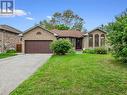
[
  {"x1": 0, "y1": 53, "x2": 17, "y2": 59},
  {"x1": 10, "y1": 54, "x2": 127, "y2": 95}
]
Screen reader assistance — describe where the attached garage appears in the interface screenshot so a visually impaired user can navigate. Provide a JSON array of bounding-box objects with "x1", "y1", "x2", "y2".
[
  {"x1": 22, "y1": 25, "x2": 56, "y2": 54},
  {"x1": 25, "y1": 40, "x2": 52, "y2": 53}
]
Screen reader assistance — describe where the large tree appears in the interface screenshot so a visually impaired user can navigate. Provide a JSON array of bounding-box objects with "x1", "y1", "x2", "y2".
[
  {"x1": 39, "y1": 10, "x2": 84, "y2": 31},
  {"x1": 106, "y1": 9, "x2": 127, "y2": 62},
  {"x1": 98, "y1": 24, "x2": 113, "y2": 33}
]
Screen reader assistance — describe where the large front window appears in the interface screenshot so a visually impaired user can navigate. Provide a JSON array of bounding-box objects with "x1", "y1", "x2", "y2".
[
  {"x1": 95, "y1": 34, "x2": 99, "y2": 47},
  {"x1": 69, "y1": 38, "x2": 76, "y2": 47},
  {"x1": 101, "y1": 34, "x2": 105, "y2": 46},
  {"x1": 89, "y1": 34, "x2": 93, "y2": 47}
]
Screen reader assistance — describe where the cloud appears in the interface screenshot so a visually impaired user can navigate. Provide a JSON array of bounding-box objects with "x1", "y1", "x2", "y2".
[
  {"x1": 47, "y1": 16, "x2": 52, "y2": 20},
  {"x1": 28, "y1": 12, "x2": 31, "y2": 15},
  {"x1": 0, "y1": 9, "x2": 34, "y2": 20},
  {"x1": 14, "y1": 9, "x2": 27, "y2": 16},
  {"x1": 0, "y1": 9, "x2": 28, "y2": 17},
  {"x1": 26, "y1": 17, "x2": 34, "y2": 20}
]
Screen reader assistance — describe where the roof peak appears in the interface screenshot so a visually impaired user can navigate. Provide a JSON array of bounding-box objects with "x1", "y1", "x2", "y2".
[
  {"x1": 0, "y1": 24, "x2": 22, "y2": 34},
  {"x1": 88, "y1": 28, "x2": 107, "y2": 34},
  {"x1": 23, "y1": 25, "x2": 54, "y2": 35}
]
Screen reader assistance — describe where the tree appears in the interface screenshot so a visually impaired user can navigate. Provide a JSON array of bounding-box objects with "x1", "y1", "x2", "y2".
[
  {"x1": 98, "y1": 24, "x2": 112, "y2": 33},
  {"x1": 106, "y1": 9, "x2": 127, "y2": 62},
  {"x1": 39, "y1": 20, "x2": 54, "y2": 30},
  {"x1": 39, "y1": 10, "x2": 85, "y2": 31},
  {"x1": 55, "y1": 24, "x2": 70, "y2": 30}
]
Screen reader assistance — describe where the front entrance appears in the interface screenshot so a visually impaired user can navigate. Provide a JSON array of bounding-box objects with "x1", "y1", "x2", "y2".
[{"x1": 76, "y1": 38, "x2": 82, "y2": 49}]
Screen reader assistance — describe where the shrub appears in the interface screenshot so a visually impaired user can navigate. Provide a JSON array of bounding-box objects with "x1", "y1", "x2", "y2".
[
  {"x1": 95, "y1": 47, "x2": 107, "y2": 54},
  {"x1": 67, "y1": 48, "x2": 76, "y2": 55},
  {"x1": 83, "y1": 48, "x2": 107, "y2": 54},
  {"x1": 6, "y1": 50, "x2": 16, "y2": 53},
  {"x1": 83, "y1": 49, "x2": 96, "y2": 54},
  {"x1": 50, "y1": 39, "x2": 73, "y2": 55}
]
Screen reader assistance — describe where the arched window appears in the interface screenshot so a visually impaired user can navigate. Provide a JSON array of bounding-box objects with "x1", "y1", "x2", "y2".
[
  {"x1": 101, "y1": 34, "x2": 105, "y2": 46},
  {"x1": 95, "y1": 34, "x2": 99, "y2": 47},
  {"x1": 89, "y1": 34, "x2": 93, "y2": 47}
]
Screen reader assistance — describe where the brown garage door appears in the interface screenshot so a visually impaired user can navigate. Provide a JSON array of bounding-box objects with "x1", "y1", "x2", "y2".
[{"x1": 25, "y1": 40, "x2": 52, "y2": 53}]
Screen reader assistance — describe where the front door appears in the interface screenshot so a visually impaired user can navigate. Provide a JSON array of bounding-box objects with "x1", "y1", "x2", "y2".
[
  {"x1": 76, "y1": 38, "x2": 82, "y2": 49},
  {"x1": 16, "y1": 44, "x2": 22, "y2": 53}
]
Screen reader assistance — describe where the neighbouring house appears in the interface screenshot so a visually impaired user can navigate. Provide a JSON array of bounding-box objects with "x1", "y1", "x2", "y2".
[
  {"x1": 22, "y1": 25, "x2": 106, "y2": 53},
  {"x1": 0, "y1": 25, "x2": 22, "y2": 52}
]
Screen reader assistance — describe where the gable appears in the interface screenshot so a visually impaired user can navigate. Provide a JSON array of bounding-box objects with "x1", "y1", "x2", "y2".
[
  {"x1": 0, "y1": 25, "x2": 21, "y2": 34},
  {"x1": 89, "y1": 29, "x2": 107, "y2": 35},
  {"x1": 23, "y1": 26, "x2": 56, "y2": 40}
]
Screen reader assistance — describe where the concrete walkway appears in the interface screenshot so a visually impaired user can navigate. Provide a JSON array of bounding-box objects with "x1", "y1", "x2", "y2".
[{"x1": 0, "y1": 54, "x2": 51, "y2": 95}]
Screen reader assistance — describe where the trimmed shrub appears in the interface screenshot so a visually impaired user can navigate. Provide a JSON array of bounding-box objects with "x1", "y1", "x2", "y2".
[
  {"x1": 50, "y1": 39, "x2": 73, "y2": 55},
  {"x1": 83, "y1": 49, "x2": 96, "y2": 54},
  {"x1": 83, "y1": 48, "x2": 107, "y2": 54},
  {"x1": 6, "y1": 50, "x2": 16, "y2": 53},
  {"x1": 95, "y1": 47, "x2": 107, "y2": 54},
  {"x1": 67, "y1": 48, "x2": 76, "y2": 55}
]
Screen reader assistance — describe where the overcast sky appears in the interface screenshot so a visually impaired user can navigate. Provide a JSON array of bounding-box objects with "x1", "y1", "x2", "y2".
[{"x1": 0, "y1": 0, "x2": 127, "y2": 31}]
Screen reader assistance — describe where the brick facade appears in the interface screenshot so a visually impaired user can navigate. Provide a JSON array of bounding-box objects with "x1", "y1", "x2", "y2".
[{"x1": 0, "y1": 29, "x2": 21, "y2": 52}]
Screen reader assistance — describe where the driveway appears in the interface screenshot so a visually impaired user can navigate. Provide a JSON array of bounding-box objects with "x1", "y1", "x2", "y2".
[{"x1": 0, "y1": 54, "x2": 51, "y2": 95}]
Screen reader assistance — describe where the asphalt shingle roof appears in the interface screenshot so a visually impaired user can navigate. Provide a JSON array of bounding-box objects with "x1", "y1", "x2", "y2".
[
  {"x1": 0, "y1": 25, "x2": 21, "y2": 34},
  {"x1": 51, "y1": 30, "x2": 86, "y2": 38}
]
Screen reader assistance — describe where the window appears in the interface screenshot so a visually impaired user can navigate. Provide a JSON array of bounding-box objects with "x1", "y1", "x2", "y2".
[
  {"x1": 89, "y1": 34, "x2": 93, "y2": 47},
  {"x1": 69, "y1": 38, "x2": 76, "y2": 47},
  {"x1": 95, "y1": 34, "x2": 99, "y2": 47},
  {"x1": 101, "y1": 34, "x2": 105, "y2": 46}
]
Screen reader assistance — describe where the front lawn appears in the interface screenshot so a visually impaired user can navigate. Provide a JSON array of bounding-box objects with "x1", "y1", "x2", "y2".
[
  {"x1": 10, "y1": 54, "x2": 127, "y2": 95},
  {"x1": 0, "y1": 53, "x2": 17, "y2": 59}
]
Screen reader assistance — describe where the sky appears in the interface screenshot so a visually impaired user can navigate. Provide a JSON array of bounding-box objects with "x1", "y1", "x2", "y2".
[{"x1": 0, "y1": 0, "x2": 127, "y2": 31}]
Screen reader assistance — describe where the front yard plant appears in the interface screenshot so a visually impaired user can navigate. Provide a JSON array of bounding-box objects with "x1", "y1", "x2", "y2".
[
  {"x1": 106, "y1": 10, "x2": 127, "y2": 62},
  {"x1": 83, "y1": 47, "x2": 107, "y2": 54},
  {"x1": 0, "y1": 49, "x2": 17, "y2": 59},
  {"x1": 50, "y1": 39, "x2": 73, "y2": 55},
  {"x1": 6, "y1": 50, "x2": 17, "y2": 53},
  {"x1": 95, "y1": 47, "x2": 107, "y2": 54},
  {"x1": 0, "y1": 52, "x2": 16, "y2": 59},
  {"x1": 67, "y1": 48, "x2": 76, "y2": 55},
  {"x1": 83, "y1": 48, "x2": 96, "y2": 54}
]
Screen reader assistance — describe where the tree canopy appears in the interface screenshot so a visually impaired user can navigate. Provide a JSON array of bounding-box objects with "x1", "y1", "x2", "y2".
[
  {"x1": 106, "y1": 9, "x2": 127, "y2": 62},
  {"x1": 39, "y1": 10, "x2": 85, "y2": 31}
]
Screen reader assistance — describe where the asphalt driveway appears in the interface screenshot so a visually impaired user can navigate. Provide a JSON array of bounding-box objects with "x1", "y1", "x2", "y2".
[{"x1": 0, "y1": 54, "x2": 51, "y2": 95}]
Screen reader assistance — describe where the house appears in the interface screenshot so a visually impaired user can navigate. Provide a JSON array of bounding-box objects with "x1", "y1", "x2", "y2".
[
  {"x1": 0, "y1": 25, "x2": 22, "y2": 52},
  {"x1": 22, "y1": 25, "x2": 106, "y2": 53}
]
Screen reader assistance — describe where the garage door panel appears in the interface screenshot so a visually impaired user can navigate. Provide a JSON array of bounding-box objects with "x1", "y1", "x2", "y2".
[{"x1": 25, "y1": 40, "x2": 52, "y2": 53}]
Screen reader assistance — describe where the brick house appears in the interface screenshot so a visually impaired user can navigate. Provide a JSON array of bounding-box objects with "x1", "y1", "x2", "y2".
[
  {"x1": 22, "y1": 25, "x2": 106, "y2": 53},
  {"x1": 0, "y1": 25, "x2": 22, "y2": 52}
]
